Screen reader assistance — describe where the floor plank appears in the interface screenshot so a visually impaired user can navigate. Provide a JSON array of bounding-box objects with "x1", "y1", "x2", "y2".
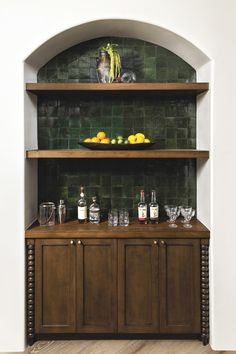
[{"x1": 8, "y1": 340, "x2": 235, "y2": 354}]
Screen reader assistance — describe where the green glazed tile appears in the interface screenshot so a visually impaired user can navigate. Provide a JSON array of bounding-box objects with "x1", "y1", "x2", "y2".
[{"x1": 37, "y1": 37, "x2": 197, "y2": 216}]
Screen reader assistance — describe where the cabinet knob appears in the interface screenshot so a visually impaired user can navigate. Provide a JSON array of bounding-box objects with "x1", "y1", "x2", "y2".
[
  {"x1": 70, "y1": 240, "x2": 74, "y2": 245},
  {"x1": 153, "y1": 240, "x2": 158, "y2": 245},
  {"x1": 160, "y1": 240, "x2": 165, "y2": 245},
  {"x1": 78, "y1": 240, "x2": 81, "y2": 244}
]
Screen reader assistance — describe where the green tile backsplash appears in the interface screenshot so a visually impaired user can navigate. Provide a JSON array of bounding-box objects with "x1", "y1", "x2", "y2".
[
  {"x1": 38, "y1": 96, "x2": 196, "y2": 149},
  {"x1": 38, "y1": 159, "x2": 196, "y2": 220},
  {"x1": 38, "y1": 37, "x2": 196, "y2": 83},
  {"x1": 37, "y1": 36, "x2": 197, "y2": 217}
]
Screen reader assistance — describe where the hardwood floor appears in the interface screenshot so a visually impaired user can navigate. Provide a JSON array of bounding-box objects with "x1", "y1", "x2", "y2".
[{"x1": 5, "y1": 340, "x2": 236, "y2": 354}]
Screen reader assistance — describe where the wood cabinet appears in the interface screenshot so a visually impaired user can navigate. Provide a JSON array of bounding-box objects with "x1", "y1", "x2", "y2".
[
  {"x1": 118, "y1": 239, "x2": 159, "y2": 333},
  {"x1": 118, "y1": 238, "x2": 201, "y2": 335},
  {"x1": 34, "y1": 238, "x2": 117, "y2": 334},
  {"x1": 159, "y1": 239, "x2": 200, "y2": 334},
  {"x1": 35, "y1": 239, "x2": 76, "y2": 333},
  {"x1": 27, "y1": 229, "x2": 209, "y2": 345},
  {"x1": 76, "y1": 239, "x2": 117, "y2": 333}
]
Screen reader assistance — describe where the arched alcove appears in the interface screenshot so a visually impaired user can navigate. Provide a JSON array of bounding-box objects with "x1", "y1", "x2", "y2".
[
  {"x1": 25, "y1": 19, "x2": 210, "y2": 72},
  {"x1": 24, "y1": 18, "x2": 211, "y2": 231}
]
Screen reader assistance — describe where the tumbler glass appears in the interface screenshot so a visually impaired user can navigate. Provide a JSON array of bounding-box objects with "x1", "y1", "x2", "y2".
[
  {"x1": 119, "y1": 209, "x2": 129, "y2": 227},
  {"x1": 108, "y1": 209, "x2": 118, "y2": 226}
]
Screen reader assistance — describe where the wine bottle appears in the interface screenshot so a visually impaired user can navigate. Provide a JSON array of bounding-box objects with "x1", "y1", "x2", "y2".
[
  {"x1": 138, "y1": 190, "x2": 147, "y2": 224},
  {"x1": 78, "y1": 186, "x2": 87, "y2": 223},
  {"x1": 149, "y1": 190, "x2": 159, "y2": 224}
]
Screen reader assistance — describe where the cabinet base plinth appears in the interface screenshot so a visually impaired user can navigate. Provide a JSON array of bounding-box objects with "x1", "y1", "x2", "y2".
[
  {"x1": 30, "y1": 332, "x2": 201, "y2": 344},
  {"x1": 201, "y1": 334, "x2": 209, "y2": 346}
]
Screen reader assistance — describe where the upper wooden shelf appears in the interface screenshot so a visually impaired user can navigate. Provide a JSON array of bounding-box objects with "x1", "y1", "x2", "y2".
[
  {"x1": 26, "y1": 149, "x2": 209, "y2": 159},
  {"x1": 25, "y1": 218, "x2": 210, "y2": 239},
  {"x1": 26, "y1": 82, "x2": 209, "y2": 95}
]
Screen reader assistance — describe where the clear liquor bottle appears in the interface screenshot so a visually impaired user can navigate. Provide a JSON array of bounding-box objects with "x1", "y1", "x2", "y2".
[
  {"x1": 138, "y1": 190, "x2": 148, "y2": 224},
  {"x1": 89, "y1": 196, "x2": 100, "y2": 224},
  {"x1": 78, "y1": 186, "x2": 87, "y2": 224},
  {"x1": 149, "y1": 190, "x2": 159, "y2": 224}
]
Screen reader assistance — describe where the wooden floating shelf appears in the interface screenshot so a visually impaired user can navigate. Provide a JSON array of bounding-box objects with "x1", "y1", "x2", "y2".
[
  {"x1": 26, "y1": 149, "x2": 209, "y2": 159},
  {"x1": 25, "y1": 219, "x2": 210, "y2": 239},
  {"x1": 26, "y1": 82, "x2": 209, "y2": 95}
]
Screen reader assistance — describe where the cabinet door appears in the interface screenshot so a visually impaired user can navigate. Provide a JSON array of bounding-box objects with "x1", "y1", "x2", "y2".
[
  {"x1": 77, "y1": 239, "x2": 117, "y2": 333},
  {"x1": 159, "y1": 239, "x2": 200, "y2": 333},
  {"x1": 35, "y1": 239, "x2": 76, "y2": 333},
  {"x1": 118, "y1": 239, "x2": 159, "y2": 333}
]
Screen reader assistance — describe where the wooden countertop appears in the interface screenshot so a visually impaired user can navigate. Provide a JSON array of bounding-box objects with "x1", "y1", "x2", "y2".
[{"x1": 25, "y1": 218, "x2": 210, "y2": 239}]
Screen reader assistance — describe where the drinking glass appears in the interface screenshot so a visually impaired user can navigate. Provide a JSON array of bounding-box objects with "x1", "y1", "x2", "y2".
[
  {"x1": 180, "y1": 206, "x2": 192, "y2": 224},
  {"x1": 165, "y1": 205, "x2": 179, "y2": 228},
  {"x1": 119, "y1": 209, "x2": 129, "y2": 227},
  {"x1": 164, "y1": 204, "x2": 172, "y2": 222},
  {"x1": 38, "y1": 202, "x2": 56, "y2": 226},
  {"x1": 108, "y1": 209, "x2": 118, "y2": 227},
  {"x1": 183, "y1": 209, "x2": 195, "y2": 228}
]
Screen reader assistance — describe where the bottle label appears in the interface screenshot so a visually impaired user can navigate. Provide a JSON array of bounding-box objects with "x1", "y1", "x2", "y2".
[
  {"x1": 78, "y1": 206, "x2": 87, "y2": 220},
  {"x1": 150, "y1": 206, "x2": 159, "y2": 219},
  {"x1": 89, "y1": 211, "x2": 100, "y2": 221},
  {"x1": 138, "y1": 206, "x2": 147, "y2": 220}
]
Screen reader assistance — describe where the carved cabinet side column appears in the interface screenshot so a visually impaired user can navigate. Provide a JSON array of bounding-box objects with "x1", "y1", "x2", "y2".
[
  {"x1": 26, "y1": 239, "x2": 35, "y2": 346},
  {"x1": 201, "y1": 239, "x2": 209, "y2": 345}
]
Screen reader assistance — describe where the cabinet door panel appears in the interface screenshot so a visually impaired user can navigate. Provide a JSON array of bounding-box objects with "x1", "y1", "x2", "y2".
[
  {"x1": 77, "y1": 239, "x2": 117, "y2": 332},
  {"x1": 118, "y1": 239, "x2": 158, "y2": 333},
  {"x1": 159, "y1": 239, "x2": 200, "y2": 333},
  {"x1": 35, "y1": 239, "x2": 76, "y2": 333}
]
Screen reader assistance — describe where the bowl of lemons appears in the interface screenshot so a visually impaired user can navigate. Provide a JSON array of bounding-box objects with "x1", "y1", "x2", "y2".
[{"x1": 78, "y1": 132, "x2": 155, "y2": 150}]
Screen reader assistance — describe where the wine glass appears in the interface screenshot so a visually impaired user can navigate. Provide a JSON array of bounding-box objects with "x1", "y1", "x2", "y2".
[
  {"x1": 165, "y1": 205, "x2": 179, "y2": 228},
  {"x1": 183, "y1": 209, "x2": 195, "y2": 228},
  {"x1": 180, "y1": 206, "x2": 192, "y2": 224}
]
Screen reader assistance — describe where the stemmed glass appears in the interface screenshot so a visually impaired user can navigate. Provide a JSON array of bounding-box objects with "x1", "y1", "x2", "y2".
[
  {"x1": 181, "y1": 207, "x2": 195, "y2": 228},
  {"x1": 165, "y1": 205, "x2": 180, "y2": 228},
  {"x1": 180, "y1": 206, "x2": 192, "y2": 224}
]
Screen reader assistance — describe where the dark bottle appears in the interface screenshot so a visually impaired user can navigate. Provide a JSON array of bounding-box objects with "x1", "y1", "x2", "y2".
[
  {"x1": 138, "y1": 190, "x2": 148, "y2": 224},
  {"x1": 149, "y1": 190, "x2": 159, "y2": 224},
  {"x1": 77, "y1": 186, "x2": 87, "y2": 224}
]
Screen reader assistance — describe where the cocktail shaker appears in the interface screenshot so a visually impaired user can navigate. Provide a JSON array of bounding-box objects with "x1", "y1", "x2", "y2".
[{"x1": 57, "y1": 200, "x2": 66, "y2": 224}]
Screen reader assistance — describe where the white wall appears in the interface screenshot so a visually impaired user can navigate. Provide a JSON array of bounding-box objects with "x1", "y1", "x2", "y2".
[{"x1": 0, "y1": 0, "x2": 235, "y2": 351}]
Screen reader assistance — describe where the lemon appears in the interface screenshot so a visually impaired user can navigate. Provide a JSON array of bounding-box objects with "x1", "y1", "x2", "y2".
[
  {"x1": 84, "y1": 138, "x2": 91, "y2": 142},
  {"x1": 100, "y1": 138, "x2": 110, "y2": 144},
  {"x1": 136, "y1": 136, "x2": 145, "y2": 143},
  {"x1": 128, "y1": 135, "x2": 136, "y2": 143},
  {"x1": 144, "y1": 138, "x2": 151, "y2": 143},
  {"x1": 97, "y1": 131, "x2": 106, "y2": 140},
  {"x1": 135, "y1": 133, "x2": 145, "y2": 140},
  {"x1": 91, "y1": 137, "x2": 100, "y2": 143}
]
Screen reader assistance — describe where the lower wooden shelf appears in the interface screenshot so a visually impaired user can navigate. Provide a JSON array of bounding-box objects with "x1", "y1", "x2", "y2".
[
  {"x1": 25, "y1": 218, "x2": 210, "y2": 238},
  {"x1": 26, "y1": 149, "x2": 209, "y2": 159}
]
